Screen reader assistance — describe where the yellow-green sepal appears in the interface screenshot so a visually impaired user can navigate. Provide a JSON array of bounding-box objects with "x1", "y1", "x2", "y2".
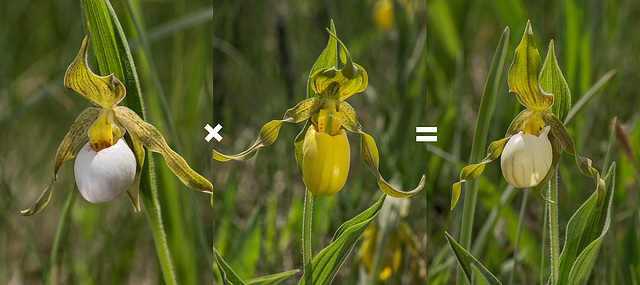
[
  {"x1": 21, "y1": 107, "x2": 101, "y2": 216},
  {"x1": 64, "y1": 34, "x2": 126, "y2": 108},
  {"x1": 310, "y1": 31, "x2": 368, "y2": 100},
  {"x1": 508, "y1": 20, "x2": 553, "y2": 111},
  {"x1": 294, "y1": 120, "x2": 314, "y2": 175},
  {"x1": 451, "y1": 137, "x2": 510, "y2": 210},
  {"x1": 540, "y1": 40, "x2": 571, "y2": 122},
  {"x1": 113, "y1": 106, "x2": 213, "y2": 195},
  {"x1": 123, "y1": 131, "x2": 144, "y2": 212},
  {"x1": 306, "y1": 20, "x2": 338, "y2": 99}
]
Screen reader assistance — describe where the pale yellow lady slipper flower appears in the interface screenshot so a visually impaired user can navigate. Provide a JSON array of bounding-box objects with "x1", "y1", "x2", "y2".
[
  {"x1": 450, "y1": 21, "x2": 605, "y2": 210},
  {"x1": 21, "y1": 33, "x2": 213, "y2": 216}
]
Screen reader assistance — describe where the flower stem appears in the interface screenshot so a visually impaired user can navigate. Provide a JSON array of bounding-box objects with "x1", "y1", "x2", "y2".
[
  {"x1": 140, "y1": 159, "x2": 178, "y2": 285},
  {"x1": 509, "y1": 190, "x2": 528, "y2": 285},
  {"x1": 302, "y1": 189, "x2": 315, "y2": 271},
  {"x1": 548, "y1": 168, "x2": 560, "y2": 285}
]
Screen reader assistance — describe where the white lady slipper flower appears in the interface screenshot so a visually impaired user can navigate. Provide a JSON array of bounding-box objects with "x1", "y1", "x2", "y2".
[
  {"x1": 75, "y1": 139, "x2": 136, "y2": 203},
  {"x1": 500, "y1": 126, "x2": 552, "y2": 188}
]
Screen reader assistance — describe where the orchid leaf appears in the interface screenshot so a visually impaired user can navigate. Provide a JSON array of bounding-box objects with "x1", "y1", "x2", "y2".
[
  {"x1": 245, "y1": 270, "x2": 300, "y2": 285},
  {"x1": 508, "y1": 20, "x2": 553, "y2": 110},
  {"x1": 445, "y1": 232, "x2": 502, "y2": 285},
  {"x1": 114, "y1": 106, "x2": 213, "y2": 194},
  {"x1": 359, "y1": 132, "x2": 425, "y2": 198},
  {"x1": 64, "y1": 34, "x2": 126, "y2": 108},
  {"x1": 21, "y1": 107, "x2": 100, "y2": 216},
  {"x1": 540, "y1": 40, "x2": 571, "y2": 122},
  {"x1": 214, "y1": 248, "x2": 246, "y2": 285}
]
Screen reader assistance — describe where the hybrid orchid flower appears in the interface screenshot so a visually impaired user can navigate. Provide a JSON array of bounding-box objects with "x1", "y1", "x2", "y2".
[
  {"x1": 213, "y1": 24, "x2": 425, "y2": 198},
  {"x1": 21, "y1": 34, "x2": 213, "y2": 216},
  {"x1": 450, "y1": 21, "x2": 605, "y2": 210}
]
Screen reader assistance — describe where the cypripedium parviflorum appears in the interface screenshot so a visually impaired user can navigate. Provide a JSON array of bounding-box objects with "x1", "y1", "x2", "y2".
[
  {"x1": 21, "y1": 33, "x2": 213, "y2": 216},
  {"x1": 212, "y1": 23, "x2": 425, "y2": 198},
  {"x1": 450, "y1": 21, "x2": 605, "y2": 210}
]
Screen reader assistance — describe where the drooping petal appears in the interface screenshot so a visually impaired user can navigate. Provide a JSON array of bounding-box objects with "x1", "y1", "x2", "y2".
[
  {"x1": 74, "y1": 139, "x2": 136, "y2": 203},
  {"x1": 302, "y1": 126, "x2": 350, "y2": 196},
  {"x1": 360, "y1": 131, "x2": 425, "y2": 198},
  {"x1": 64, "y1": 34, "x2": 126, "y2": 108},
  {"x1": 113, "y1": 106, "x2": 213, "y2": 194},
  {"x1": 21, "y1": 107, "x2": 100, "y2": 216},
  {"x1": 508, "y1": 20, "x2": 554, "y2": 110},
  {"x1": 211, "y1": 99, "x2": 320, "y2": 162},
  {"x1": 500, "y1": 126, "x2": 553, "y2": 188},
  {"x1": 451, "y1": 137, "x2": 510, "y2": 210},
  {"x1": 544, "y1": 113, "x2": 606, "y2": 208}
]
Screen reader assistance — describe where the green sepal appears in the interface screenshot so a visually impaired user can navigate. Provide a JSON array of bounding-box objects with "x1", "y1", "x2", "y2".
[
  {"x1": 64, "y1": 34, "x2": 126, "y2": 108},
  {"x1": 451, "y1": 137, "x2": 510, "y2": 210},
  {"x1": 294, "y1": 120, "x2": 313, "y2": 176},
  {"x1": 540, "y1": 40, "x2": 571, "y2": 122},
  {"x1": 123, "y1": 131, "x2": 143, "y2": 212},
  {"x1": 306, "y1": 20, "x2": 338, "y2": 99},
  {"x1": 508, "y1": 20, "x2": 554, "y2": 111},
  {"x1": 310, "y1": 31, "x2": 368, "y2": 100},
  {"x1": 21, "y1": 107, "x2": 101, "y2": 216}
]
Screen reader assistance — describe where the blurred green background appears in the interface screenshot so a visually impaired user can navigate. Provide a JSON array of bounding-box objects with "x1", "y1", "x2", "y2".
[
  {"x1": 427, "y1": 0, "x2": 640, "y2": 283},
  {"x1": 1, "y1": 0, "x2": 427, "y2": 284}
]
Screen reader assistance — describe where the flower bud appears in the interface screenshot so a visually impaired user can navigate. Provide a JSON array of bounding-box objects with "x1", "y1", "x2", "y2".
[
  {"x1": 302, "y1": 125, "x2": 350, "y2": 196},
  {"x1": 74, "y1": 138, "x2": 136, "y2": 203},
  {"x1": 501, "y1": 126, "x2": 552, "y2": 188}
]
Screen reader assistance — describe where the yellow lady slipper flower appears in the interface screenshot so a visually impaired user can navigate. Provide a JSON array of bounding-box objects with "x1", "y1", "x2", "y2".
[
  {"x1": 213, "y1": 22, "x2": 425, "y2": 198},
  {"x1": 21, "y1": 33, "x2": 213, "y2": 216},
  {"x1": 450, "y1": 21, "x2": 605, "y2": 210}
]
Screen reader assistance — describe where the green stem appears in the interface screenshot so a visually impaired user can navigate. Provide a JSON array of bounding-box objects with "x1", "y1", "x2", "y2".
[
  {"x1": 140, "y1": 159, "x2": 178, "y2": 285},
  {"x1": 509, "y1": 190, "x2": 529, "y2": 285},
  {"x1": 302, "y1": 189, "x2": 315, "y2": 271},
  {"x1": 548, "y1": 168, "x2": 560, "y2": 285}
]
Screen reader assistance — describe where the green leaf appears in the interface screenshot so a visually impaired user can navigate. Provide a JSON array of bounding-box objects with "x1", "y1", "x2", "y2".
[
  {"x1": 444, "y1": 232, "x2": 502, "y2": 285},
  {"x1": 540, "y1": 40, "x2": 571, "y2": 122},
  {"x1": 306, "y1": 20, "x2": 337, "y2": 99},
  {"x1": 245, "y1": 270, "x2": 299, "y2": 285},
  {"x1": 299, "y1": 194, "x2": 386, "y2": 285},
  {"x1": 508, "y1": 20, "x2": 554, "y2": 110},
  {"x1": 214, "y1": 248, "x2": 246, "y2": 285},
  {"x1": 557, "y1": 164, "x2": 615, "y2": 285},
  {"x1": 81, "y1": 0, "x2": 124, "y2": 81}
]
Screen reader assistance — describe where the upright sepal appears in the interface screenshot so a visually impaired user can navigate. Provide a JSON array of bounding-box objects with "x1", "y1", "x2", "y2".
[
  {"x1": 540, "y1": 40, "x2": 571, "y2": 122},
  {"x1": 64, "y1": 34, "x2": 126, "y2": 108},
  {"x1": 508, "y1": 20, "x2": 554, "y2": 110}
]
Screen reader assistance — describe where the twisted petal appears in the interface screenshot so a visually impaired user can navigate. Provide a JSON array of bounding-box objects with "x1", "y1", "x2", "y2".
[
  {"x1": 508, "y1": 20, "x2": 554, "y2": 110},
  {"x1": 451, "y1": 137, "x2": 510, "y2": 210},
  {"x1": 113, "y1": 106, "x2": 213, "y2": 194},
  {"x1": 213, "y1": 98, "x2": 322, "y2": 162},
  {"x1": 21, "y1": 107, "x2": 100, "y2": 216},
  {"x1": 74, "y1": 139, "x2": 136, "y2": 203},
  {"x1": 64, "y1": 34, "x2": 126, "y2": 108},
  {"x1": 123, "y1": 132, "x2": 144, "y2": 212},
  {"x1": 544, "y1": 113, "x2": 606, "y2": 208}
]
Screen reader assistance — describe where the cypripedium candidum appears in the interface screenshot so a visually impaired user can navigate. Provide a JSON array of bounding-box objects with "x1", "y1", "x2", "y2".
[
  {"x1": 21, "y1": 33, "x2": 213, "y2": 216},
  {"x1": 213, "y1": 22, "x2": 425, "y2": 198},
  {"x1": 450, "y1": 21, "x2": 605, "y2": 210}
]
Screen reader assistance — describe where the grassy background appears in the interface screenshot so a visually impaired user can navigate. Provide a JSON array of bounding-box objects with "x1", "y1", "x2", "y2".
[
  {"x1": 1, "y1": 0, "x2": 427, "y2": 284},
  {"x1": 427, "y1": 0, "x2": 640, "y2": 283}
]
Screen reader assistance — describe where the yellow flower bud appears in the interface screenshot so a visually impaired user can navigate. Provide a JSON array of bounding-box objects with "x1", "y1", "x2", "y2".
[
  {"x1": 302, "y1": 125, "x2": 350, "y2": 196},
  {"x1": 501, "y1": 125, "x2": 552, "y2": 188}
]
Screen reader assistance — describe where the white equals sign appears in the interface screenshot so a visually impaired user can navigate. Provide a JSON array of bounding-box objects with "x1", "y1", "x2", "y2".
[{"x1": 416, "y1": 127, "x2": 437, "y2": 142}]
